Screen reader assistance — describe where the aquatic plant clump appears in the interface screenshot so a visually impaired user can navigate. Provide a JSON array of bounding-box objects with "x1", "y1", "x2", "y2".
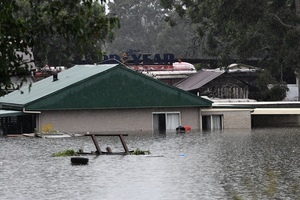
[
  {"x1": 52, "y1": 149, "x2": 78, "y2": 157},
  {"x1": 131, "y1": 148, "x2": 151, "y2": 155},
  {"x1": 42, "y1": 124, "x2": 56, "y2": 133}
]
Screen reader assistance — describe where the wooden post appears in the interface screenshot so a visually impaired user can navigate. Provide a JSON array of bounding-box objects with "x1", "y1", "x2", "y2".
[
  {"x1": 119, "y1": 135, "x2": 129, "y2": 154},
  {"x1": 83, "y1": 133, "x2": 129, "y2": 155},
  {"x1": 91, "y1": 134, "x2": 102, "y2": 155},
  {"x1": 106, "y1": 147, "x2": 112, "y2": 154}
]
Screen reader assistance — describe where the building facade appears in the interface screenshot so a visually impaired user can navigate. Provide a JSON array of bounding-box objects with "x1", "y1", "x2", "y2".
[{"x1": 0, "y1": 64, "x2": 218, "y2": 134}]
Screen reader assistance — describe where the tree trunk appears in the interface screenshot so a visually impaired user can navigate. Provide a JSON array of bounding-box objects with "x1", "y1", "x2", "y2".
[{"x1": 296, "y1": 0, "x2": 300, "y2": 16}]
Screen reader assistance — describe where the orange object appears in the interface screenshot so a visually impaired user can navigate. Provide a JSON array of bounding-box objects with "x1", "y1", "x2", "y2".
[{"x1": 184, "y1": 126, "x2": 191, "y2": 131}]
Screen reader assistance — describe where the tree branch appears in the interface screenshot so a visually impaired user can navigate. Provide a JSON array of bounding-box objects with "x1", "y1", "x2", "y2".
[{"x1": 267, "y1": 12, "x2": 300, "y2": 31}]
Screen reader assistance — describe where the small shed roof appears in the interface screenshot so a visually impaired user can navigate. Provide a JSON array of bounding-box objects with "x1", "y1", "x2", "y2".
[
  {"x1": 0, "y1": 64, "x2": 212, "y2": 111},
  {"x1": 175, "y1": 70, "x2": 224, "y2": 91}
]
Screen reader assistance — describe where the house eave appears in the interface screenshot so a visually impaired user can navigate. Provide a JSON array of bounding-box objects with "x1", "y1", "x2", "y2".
[{"x1": 0, "y1": 103, "x2": 24, "y2": 111}]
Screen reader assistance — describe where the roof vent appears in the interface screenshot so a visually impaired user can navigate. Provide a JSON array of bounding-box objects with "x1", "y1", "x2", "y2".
[{"x1": 53, "y1": 67, "x2": 58, "y2": 82}]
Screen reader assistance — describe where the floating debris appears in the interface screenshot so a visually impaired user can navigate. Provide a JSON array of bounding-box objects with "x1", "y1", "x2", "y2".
[
  {"x1": 130, "y1": 148, "x2": 151, "y2": 155},
  {"x1": 71, "y1": 157, "x2": 89, "y2": 165},
  {"x1": 52, "y1": 149, "x2": 78, "y2": 157}
]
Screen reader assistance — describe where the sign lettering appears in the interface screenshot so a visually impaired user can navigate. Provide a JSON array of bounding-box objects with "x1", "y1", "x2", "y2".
[{"x1": 103, "y1": 53, "x2": 174, "y2": 64}]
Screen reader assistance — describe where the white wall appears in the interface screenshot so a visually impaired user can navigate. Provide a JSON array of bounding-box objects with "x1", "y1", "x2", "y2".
[
  {"x1": 38, "y1": 108, "x2": 203, "y2": 133},
  {"x1": 284, "y1": 84, "x2": 298, "y2": 101},
  {"x1": 201, "y1": 109, "x2": 252, "y2": 129}
]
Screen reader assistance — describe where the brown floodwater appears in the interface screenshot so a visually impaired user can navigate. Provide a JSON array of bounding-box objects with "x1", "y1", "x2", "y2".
[{"x1": 1, "y1": 128, "x2": 300, "y2": 200}]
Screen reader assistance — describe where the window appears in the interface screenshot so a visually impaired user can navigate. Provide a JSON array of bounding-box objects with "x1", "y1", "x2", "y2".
[
  {"x1": 153, "y1": 112, "x2": 180, "y2": 131},
  {"x1": 202, "y1": 115, "x2": 223, "y2": 130}
]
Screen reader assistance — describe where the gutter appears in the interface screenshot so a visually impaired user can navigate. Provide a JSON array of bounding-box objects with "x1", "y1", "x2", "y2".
[
  {"x1": 0, "y1": 103, "x2": 24, "y2": 111},
  {"x1": 23, "y1": 108, "x2": 41, "y2": 114},
  {"x1": 202, "y1": 108, "x2": 254, "y2": 112}
]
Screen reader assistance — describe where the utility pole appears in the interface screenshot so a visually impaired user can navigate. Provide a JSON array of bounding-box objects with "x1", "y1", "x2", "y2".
[{"x1": 295, "y1": 0, "x2": 300, "y2": 100}]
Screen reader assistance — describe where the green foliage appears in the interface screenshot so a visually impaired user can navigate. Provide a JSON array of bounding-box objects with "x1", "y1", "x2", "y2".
[
  {"x1": 0, "y1": 1, "x2": 33, "y2": 94},
  {"x1": 0, "y1": 0, "x2": 119, "y2": 94},
  {"x1": 29, "y1": 0, "x2": 119, "y2": 68},
  {"x1": 51, "y1": 149, "x2": 78, "y2": 157},
  {"x1": 160, "y1": 0, "x2": 300, "y2": 83},
  {"x1": 257, "y1": 70, "x2": 276, "y2": 91},
  {"x1": 130, "y1": 148, "x2": 151, "y2": 155},
  {"x1": 268, "y1": 84, "x2": 289, "y2": 101},
  {"x1": 257, "y1": 69, "x2": 289, "y2": 100},
  {"x1": 105, "y1": 0, "x2": 200, "y2": 59}
]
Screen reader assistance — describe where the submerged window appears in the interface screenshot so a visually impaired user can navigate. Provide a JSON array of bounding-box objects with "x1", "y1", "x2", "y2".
[
  {"x1": 153, "y1": 112, "x2": 180, "y2": 131},
  {"x1": 202, "y1": 115, "x2": 223, "y2": 130}
]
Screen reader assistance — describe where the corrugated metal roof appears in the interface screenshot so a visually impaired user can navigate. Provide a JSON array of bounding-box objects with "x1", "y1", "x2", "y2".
[
  {"x1": 0, "y1": 64, "x2": 116, "y2": 108},
  {"x1": 0, "y1": 64, "x2": 212, "y2": 110},
  {"x1": 175, "y1": 70, "x2": 224, "y2": 91}
]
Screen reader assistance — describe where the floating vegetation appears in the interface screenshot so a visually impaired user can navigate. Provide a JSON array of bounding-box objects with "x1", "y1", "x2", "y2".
[
  {"x1": 232, "y1": 168, "x2": 281, "y2": 199},
  {"x1": 42, "y1": 124, "x2": 56, "y2": 133},
  {"x1": 130, "y1": 148, "x2": 151, "y2": 155},
  {"x1": 52, "y1": 149, "x2": 78, "y2": 157},
  {"x1": 264, "y1": 169, "x2": 277, "y2": 197}
]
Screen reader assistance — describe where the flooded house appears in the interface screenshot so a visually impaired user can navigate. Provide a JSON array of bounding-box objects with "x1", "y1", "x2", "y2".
[
  {"x1": 174, "y1": 65, "x2": 262, "y2": 100},
  {"x1": 174, "y1": 65, "x2": 300, "y2": 128},
  {"x1": 0, "y1": 64, "x2": 217, "y2": 135},
  {"x1": 174, "y1": 65, "x2": 261, "y2": 129}
]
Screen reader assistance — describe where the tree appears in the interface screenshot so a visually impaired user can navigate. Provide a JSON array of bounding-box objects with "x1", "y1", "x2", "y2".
[
  {"x1": 105, "y1": 0, "x2": 199, "y2": 59},
  {"x1": 27, "y1": 1, "x2": 115, "y2": 67},
  {"x1": 160, "y1": 0, "x2": 300, "y2": 83},
  {"x1": 257, "y1": 69, "x2": 289, "y2": 101},
  {"x1": 0, "y1": 0, "x2": 119, "y2": 95},
  {"x1": 106, "y1": 0, "x2": 166, "y2": 54}
]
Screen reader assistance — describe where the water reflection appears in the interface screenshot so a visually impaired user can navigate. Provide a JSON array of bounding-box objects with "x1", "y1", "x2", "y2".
[{"x1": 1, "y1": 128, "x2": 300, "y2": 199}]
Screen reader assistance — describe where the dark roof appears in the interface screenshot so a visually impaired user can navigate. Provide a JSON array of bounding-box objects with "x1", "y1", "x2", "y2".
[
  {"x1": 0, "y1": 110, "x2": 24, "y2": 117},
  {"x1": 175, "y1": 70, "x2": 224, "y2": 91},
  {"x1": 0, "y1": 64, "x2": 212, "y2": 111}
]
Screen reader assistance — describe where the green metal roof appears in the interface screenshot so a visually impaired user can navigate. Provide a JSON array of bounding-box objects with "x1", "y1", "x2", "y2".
[{"x1": 0, "y1": 64, "x2": 212, "y2": 111}]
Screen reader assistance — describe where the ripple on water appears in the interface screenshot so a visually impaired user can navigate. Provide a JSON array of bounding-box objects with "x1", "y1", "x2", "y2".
[{"x1": 1, "y1": 128, "x2": 300, "y2": 199}]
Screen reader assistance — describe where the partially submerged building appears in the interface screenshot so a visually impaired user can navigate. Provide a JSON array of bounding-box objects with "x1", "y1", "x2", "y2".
[
  {"x1": 175, "y1": 68, "x2": 261, "y2": 100},
  {"x1": 0, "y1": 64, "x2": 215, "y2": 134},
  {"x1": 173, "y1": 65, "x2": 271, "y2": 129}
]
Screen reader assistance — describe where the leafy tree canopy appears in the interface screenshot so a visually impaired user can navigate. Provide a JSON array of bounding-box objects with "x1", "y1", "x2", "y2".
[
  {"x1": 160, "y1": 0, "x2": 300, "y2": 83},
  {"x1": 0, "y1": 0, "x2": 119, "y2": 95},
  {"x1": 105, "y1": 0, "x2": 200, "y2": 59}
]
